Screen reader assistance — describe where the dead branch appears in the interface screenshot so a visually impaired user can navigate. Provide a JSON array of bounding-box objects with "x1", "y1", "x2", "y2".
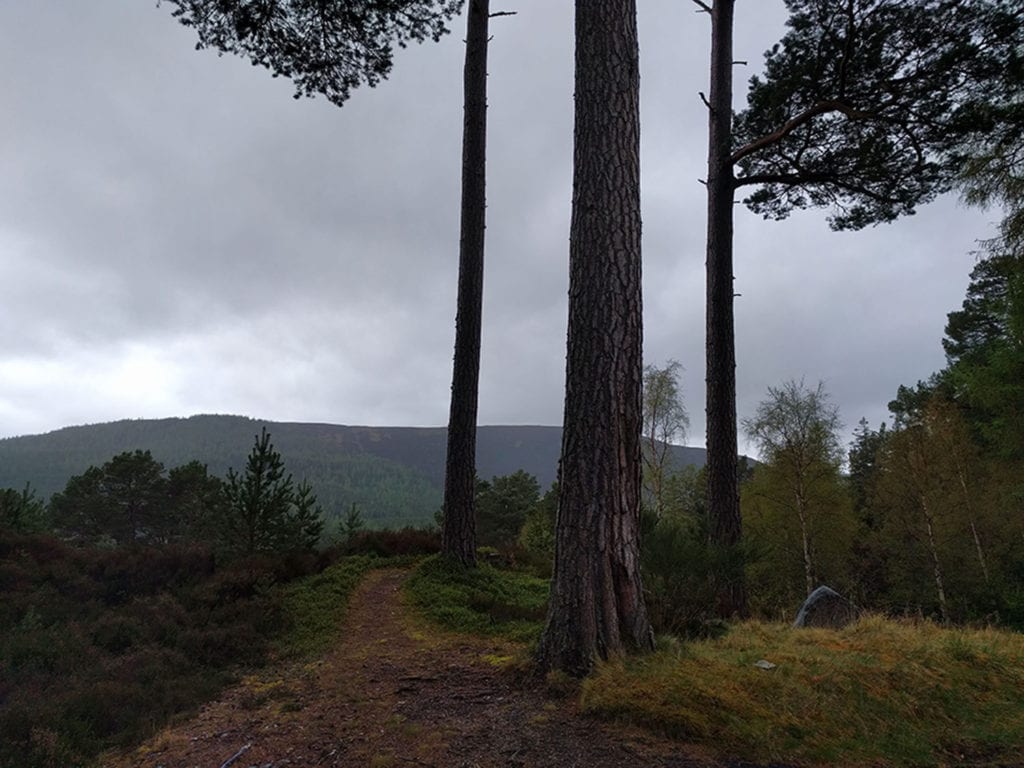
[{"x1": 219, "y1": 743, "x2": 253, "y2": 768}]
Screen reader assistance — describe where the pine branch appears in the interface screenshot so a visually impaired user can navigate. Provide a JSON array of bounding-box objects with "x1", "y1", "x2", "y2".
[{"x1": 731, "y1": 100, "x2": 878, "y2": 166}]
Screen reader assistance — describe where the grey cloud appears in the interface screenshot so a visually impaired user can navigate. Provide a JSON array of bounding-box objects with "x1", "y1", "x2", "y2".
[{"x1": 0, "y1": 1, "x2": 996, "y2": 447}]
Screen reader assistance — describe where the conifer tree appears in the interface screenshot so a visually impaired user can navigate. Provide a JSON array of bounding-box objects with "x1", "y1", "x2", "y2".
[
  {"x1": 537, "y1": 0, "x2": 654, "y2": 677},
  {"x1": 694, "y1": 0, "x2": 1024, "y2": 617},
  {"x1": 219, "y1": 428, "x2": 322, "y2": 556}
]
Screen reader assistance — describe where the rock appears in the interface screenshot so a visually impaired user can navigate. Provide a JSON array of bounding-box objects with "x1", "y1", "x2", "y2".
[
  {"x1": 792, "y1": 585, "x2": 859, "y2": 629},
  {"x1": 753, "y1": 659, "x2": 776, "y2": 670}
]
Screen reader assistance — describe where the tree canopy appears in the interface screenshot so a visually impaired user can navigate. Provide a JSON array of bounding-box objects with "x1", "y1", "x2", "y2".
[
  {"x1": 734, "y1": 0, "x2": 1024, "y2": 230},
  {"x1": 161, "y1": 0, "x2": 463, "y2": 106}
]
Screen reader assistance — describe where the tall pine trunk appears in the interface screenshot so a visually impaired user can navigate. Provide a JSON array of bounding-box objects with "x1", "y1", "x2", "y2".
[
  {"x1": 704, "y1": 0, "x2": 747, "y2": 618},
  {"x1": 537, "y1": 0, "x2": 654, "y2": 677},
  {"x1": 442, "y1": 0, "x2": 489, "y2": 567}
]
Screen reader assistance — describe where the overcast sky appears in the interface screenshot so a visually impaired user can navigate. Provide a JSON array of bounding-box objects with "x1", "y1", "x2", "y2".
[{"x1": 0, "y1": 1, "x2": 996, "y2": 456}]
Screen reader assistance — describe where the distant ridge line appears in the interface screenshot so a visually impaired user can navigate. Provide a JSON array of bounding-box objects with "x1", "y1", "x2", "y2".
[{"x1": 0, "y1": 415, "x2": 712, "y2": 527}]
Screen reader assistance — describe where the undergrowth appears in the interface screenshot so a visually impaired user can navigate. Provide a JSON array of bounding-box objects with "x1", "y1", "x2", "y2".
[
  {"x1": 0, "y1": 532, "x2": 392, "y2": 768},
  {"x1": 582, "y1": 614, "x2": 1024, "y2": 766},
  {"x1": 404, "y1": 555, "x2": 548, "y2": 644},
  {"x1": 278, "y1": 554, "x2": 414, "y2": 658}
]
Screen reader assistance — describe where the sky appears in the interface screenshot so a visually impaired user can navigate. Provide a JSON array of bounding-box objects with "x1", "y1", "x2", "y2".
[{"x1": 0, "y1": 1, "x2": 997, "y2": 456}]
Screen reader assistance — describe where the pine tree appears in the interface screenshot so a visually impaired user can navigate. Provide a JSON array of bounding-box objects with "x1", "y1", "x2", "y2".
[
  {"x1": 218, "y1": 428, "x2": 322, "y2": 556},
  {"x1": 694, "y1": 0, "x2": 1024, "y2": 619},
  {"x1": 537, "y1": 0, "x2": 654, "y2": 677}
]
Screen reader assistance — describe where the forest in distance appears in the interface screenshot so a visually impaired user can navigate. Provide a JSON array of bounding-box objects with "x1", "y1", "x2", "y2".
[{"x1": 0, "y1": 419, "x2": 709, "y2": 529}]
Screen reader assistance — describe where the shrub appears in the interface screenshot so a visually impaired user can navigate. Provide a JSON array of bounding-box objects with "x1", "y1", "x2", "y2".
[
  {"x1": 0, "y1": 533, "x2": 374, "y2": 768},
  {"x1": 641, "y1": 515, "x2": 733, "y2": 638},
  {"x1": 346, "y1": 526, "x2": 440, "y2": 557},
  {"x1": 406, "y1": 555, "x2": 548, "y2": 644}
]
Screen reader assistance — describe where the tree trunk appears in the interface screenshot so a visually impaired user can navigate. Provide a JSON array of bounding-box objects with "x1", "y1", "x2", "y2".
[
  {"x1": 704, "y1": 0, "x2": 747, "y2": 618},
  {"x1": 537, "y1": 0, "x2": 654, "y2": 677},
  {"x1": 953, "y1": 456, "x2": 990, "y2": 583},
  {"x1": 647, "y1": 429, "x2": 666, "y2": 518},
  {"x1": 921, "y1": 494, "x2": 950, "y2": 623},
  {"x1": 442, "y1": 0, "x2": 489, "y2": 567},
  {"x1": 795, "y1": 489, "x2": 814, "y2": 596}
]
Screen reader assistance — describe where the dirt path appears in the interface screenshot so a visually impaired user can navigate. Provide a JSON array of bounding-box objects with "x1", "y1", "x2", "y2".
[{"x1": 105, "y1": 569, "x2": 745, "y2": 768}]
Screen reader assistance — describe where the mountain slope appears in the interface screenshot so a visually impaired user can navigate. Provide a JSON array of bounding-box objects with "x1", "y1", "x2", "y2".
[{"x1": 0, "y1": 415, "x2": 710, "y2": 527}]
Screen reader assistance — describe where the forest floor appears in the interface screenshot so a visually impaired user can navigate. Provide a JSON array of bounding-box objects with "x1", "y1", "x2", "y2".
[{"x1": 102, "y1": 568, "x2": 780, "y2": 768}]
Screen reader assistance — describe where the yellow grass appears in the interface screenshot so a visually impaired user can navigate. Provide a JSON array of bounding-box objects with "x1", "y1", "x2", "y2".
[{"x1": 582, "y1": 615, "x2": 1024, "y2": 766}]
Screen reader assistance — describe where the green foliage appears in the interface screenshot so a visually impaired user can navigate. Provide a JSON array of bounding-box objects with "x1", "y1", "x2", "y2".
[
  {"x1": 166, "y1": 460, "x2": 225, "y2": 542},
  {"x1": 0, "y1": 418, "x2": 580, "y2": 529},
  {"x1": 734, "y1": 0, "x2": 1024, "y2": 230},
  {"x1": 340, "y1": 502, "x2": 366, "y2": 544},
  {"x1": 0, "y1": 527, "x2": 389, "y2": 768},
  {"x1": 0, "y1": 533, "x2": 271, "y2": 767},
  {"x1": 943, "y1": 252, "x2": 1024, "y2": 460},
  {"x1": 475, "y1": 470, "x2": 541, "y2": 549},
  {"x1": 870, "y1": 397, "x2": 1014, "y2": 623},
  {"x1": 50, "y1": 450, "x2": 171, "y2": 546},
  {"x1": 582, "y1": 616, "x2": 1024, "y2": 766},
  {"x1": 743, "y1": 464, "x2": 856, "y2": 616},
  {"x1": 161, "y1": 0, "x2": 462, "y2": 107},
  {"x1": 642, "y1": 360, "x2": 689, "y2": 516},
  {"x1": 742, "y1": 380, "x2": 852, "y2": 604},
  {"x1": 641, "y1": 514, "x2": 731, "y2": 639},
  {"x1": 517, "y1": 482, "x2": 557, "y2": 573},
  {"x1": 0, "y1": 485, "x2": 47, "y2": 534},
  {"x1": 405, "y1": 555, "x2": 548, "y2": 644},
  {"x1": 276, "y1": 555, "x2": 376, "y2": 658},
  {"x1": 660, "y1": 464, "x2": 707, "y2": 524},
  {"x1": 218, "y1": 428, "x2": 323, "y2": 557},
  {"x1": 847, "y1": 418, "x2": 887, "y2": 527}
]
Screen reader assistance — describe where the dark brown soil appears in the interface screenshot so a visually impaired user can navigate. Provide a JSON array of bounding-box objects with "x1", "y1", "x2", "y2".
[{"x1": 103, "y1": 569, "x2": 741, "y2": 768}]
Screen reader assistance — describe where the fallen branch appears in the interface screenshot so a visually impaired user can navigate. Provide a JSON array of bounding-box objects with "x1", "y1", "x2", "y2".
[{"x1": 220, "y1": 742, "x2": 252, "y2": 768}]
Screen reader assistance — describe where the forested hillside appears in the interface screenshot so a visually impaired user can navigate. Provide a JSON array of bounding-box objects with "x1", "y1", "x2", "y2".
[{"x1": 0, "y1": 417, "x2": 706, "y2": 527}]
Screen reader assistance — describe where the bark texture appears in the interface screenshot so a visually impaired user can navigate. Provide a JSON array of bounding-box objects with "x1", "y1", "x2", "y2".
[
  {"x1": 537, "y1": 0, "x2": 654, "y2": 677},
  {"x1": 442, "y1": 0, "x2": 489, "y2": 567},
  {"x1": 704, "y1": 0, "x2": 748, "y2": 618}
]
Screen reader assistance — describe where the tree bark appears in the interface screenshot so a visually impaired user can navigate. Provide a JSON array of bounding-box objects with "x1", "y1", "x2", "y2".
[
  {"x1": 442, "y1": 0, "x2": 489, "y2": 567},
  {"x1": 795, "y1": 487, "x2": 814, "y2": 597},
  {"x1": 921, "y1": 494, "x2": 950, "y2": 624},
  {"x1": 704, "y1": 0, "x2": 747, "y2": 618},
  {"x1": 537, "y1": 0, "x2": 654, "y2": 677}
]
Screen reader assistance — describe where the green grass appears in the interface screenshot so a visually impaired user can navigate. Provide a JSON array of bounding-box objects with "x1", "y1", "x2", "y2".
[
  {"x1": 582, "y1": 614, "x2": 1024, "y2": 766},
  {"x1": 275, "y1": 555, "x2": 377, "y2": 658},
  {"x1": 404, "y1": 555, "x2": 549, "y2": 644},
  {"x1": 277, "y1": 554, "x2": 421, "y2": 657}
]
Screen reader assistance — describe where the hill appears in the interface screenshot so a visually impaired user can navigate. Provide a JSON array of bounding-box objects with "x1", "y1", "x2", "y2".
[{"x1": 0, "y1": 415, "x2": 710, "y2": 527}]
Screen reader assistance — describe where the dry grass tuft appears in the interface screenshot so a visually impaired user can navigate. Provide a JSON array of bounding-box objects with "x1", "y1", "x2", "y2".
[{"x1": 582, "y1": 614, "x2": 1024, "y2": 766}]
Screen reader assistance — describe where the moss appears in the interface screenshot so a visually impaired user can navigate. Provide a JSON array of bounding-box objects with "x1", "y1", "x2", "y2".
[
  {"x1": 404, "y1": 555, "x2": 548, "y2": 644},
  {"x1": 582, "y1": 615, "x2": 1024, "y2": 766}
]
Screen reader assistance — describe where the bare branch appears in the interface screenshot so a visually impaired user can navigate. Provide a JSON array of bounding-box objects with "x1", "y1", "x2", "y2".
[
  {"x1": 699, "y1": 91, "x2": 711, "y2": 110},
  {"x1": 489, "y1": 11, "x2": 516, "y2": 17},
  {"x1": 730, "y1": 100, "x2": 876, "y2": 165},
  {"x1": 690, "y1": 0, "x2": 712, "y2": 13}
]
